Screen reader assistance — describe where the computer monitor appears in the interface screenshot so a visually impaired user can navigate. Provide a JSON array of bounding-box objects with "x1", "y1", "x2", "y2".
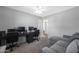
[
  {"x1": 7, "y1": 29, "x2": 16, "y2": 32},
  {"x1": 17, "y1": 27, "x2": 25, "y2": 32}
]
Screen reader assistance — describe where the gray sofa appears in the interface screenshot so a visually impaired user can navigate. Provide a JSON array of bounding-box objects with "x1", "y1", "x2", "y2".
[{"x1": 42, "y1": 33, "x2": 79, "y2": 53}]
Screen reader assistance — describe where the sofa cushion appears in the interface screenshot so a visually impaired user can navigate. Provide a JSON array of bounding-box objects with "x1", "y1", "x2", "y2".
[
  {"x1": 63, "y1": 37, "x2": 71, "y2": 41},
  {"x1": 49, "y1": 36, "x2": 63, "y2": 46},
  {"x1": 62, "y1": 37, "x2": 75, "y2": 45},
  {"x1": 55, "y1": 40, "x2": 69, "y2": 48},
  {"x1": 63, "y1": 35, "x2": 71, "y2": 39},
  {"x1": 66, "y1": 40, "x2": 78, "y2": 53},
  {"x1": 49, "y1": 37, "x2": 73, "y2": 53},
  {"x1": 50, "y1": 43, "x2": 66, "y2": 53}
]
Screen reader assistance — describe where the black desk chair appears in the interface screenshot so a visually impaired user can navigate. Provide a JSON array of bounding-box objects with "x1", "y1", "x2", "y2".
[
  {"x1": 33, "y1": 30, "x2": 40, "y2": 41},
  {"x1": 26, "y1": 30, "x2": 40, "y2": 43},
  {"x1": 17, "y1": 27, "x2": 25, "y2": 36},
  {"x1": 26, "y1": 32, "x2": 35, "y2": 43},
  {"x1": 0, "y1": 31, "x2": 6, "y2": 46},
  {"x1": 7, "y1": 29, "x2": 17, "y2": 32},
  {"x1": 6, "y1": 32, "x2": 19, "y2": 51}
]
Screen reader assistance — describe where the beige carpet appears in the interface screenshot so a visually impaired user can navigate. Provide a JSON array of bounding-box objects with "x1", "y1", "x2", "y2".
[{"x1": 11, "y1": 37, "x2": 49, "y2": 53}]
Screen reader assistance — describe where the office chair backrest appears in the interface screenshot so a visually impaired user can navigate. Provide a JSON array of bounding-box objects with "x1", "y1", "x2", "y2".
[
  {"x1": 26, "y1": 31, "x2": 35, "y2": 43},
  {"x1": 6, "y1": 32, "x2": 18, "y2": 44},
  {"x1": 34, "y1": 30, "x2": 40, "y2": 37},
  {"x1": 0, "y1": 31, "x2": 6, "y2": 37},
  {"x1": 0, "y1": 31, "x2": 6, "y2": 46},
  {"x1": 33, "y1": 28, "x2": 37, "y2": 30},
  {"x1": 7, "y1": 29, "x2": 17, "y2": 33},
  {"x1": 17, "y1": 27, "x2": 25, "y2": 32},
  {"x1": 28, "y1": 27, "x2": 34, "y2": 31}
]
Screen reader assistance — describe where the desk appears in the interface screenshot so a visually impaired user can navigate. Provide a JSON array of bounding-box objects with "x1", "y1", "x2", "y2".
[
  {"x1": 18, "y1": 36, "x2": 26, "y2": 44},
  {"x1": 17, "y1": 31, "x2": 27, "y2": 44}
]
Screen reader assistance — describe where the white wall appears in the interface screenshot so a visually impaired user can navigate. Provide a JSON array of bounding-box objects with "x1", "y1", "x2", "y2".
[
  {"x1": 0, "y1": 6, "x2": 41, "y2": 31},
  {"x1": 1, "y1": 6, "x2": 79, "y2": 38},
  {"x1": 45, "y1": 7, "x2": 79, "y2": 37}
]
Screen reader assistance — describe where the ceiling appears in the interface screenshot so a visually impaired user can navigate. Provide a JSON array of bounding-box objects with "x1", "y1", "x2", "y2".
[{"x1": 6, "y1": 6, "x2": 76, "y2": 17}]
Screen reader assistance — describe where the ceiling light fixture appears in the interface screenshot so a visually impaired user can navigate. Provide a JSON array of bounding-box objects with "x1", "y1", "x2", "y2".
[{"x1": 32, "y1": 6, "x2": 46, "y2": 14}]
